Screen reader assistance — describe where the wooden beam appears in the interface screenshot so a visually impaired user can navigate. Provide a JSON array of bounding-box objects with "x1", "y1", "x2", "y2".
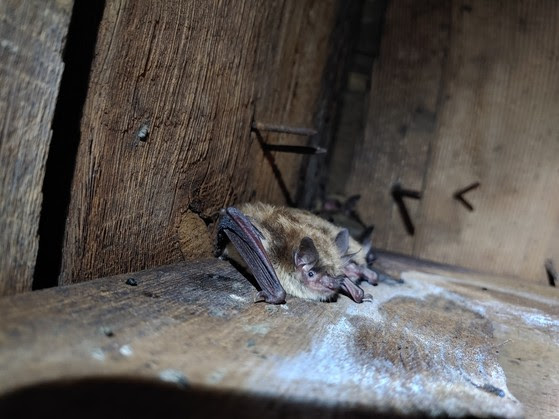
[
  {"x1": 343, "y1": 0, "x2": 559, "y2": 283},
  {"x1": 2, "y1": 255, "x2": 557, "y2": 417},
  {"x1": 0, "y1": 0, "x2": 73, "y2": 295},
  {"x1": 59, "y1": 0, "x2": 347, "y2": 286}
]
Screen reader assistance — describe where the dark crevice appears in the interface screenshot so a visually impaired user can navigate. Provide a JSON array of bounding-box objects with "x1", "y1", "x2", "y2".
[
  {"x1": 316, "y1": 0, "x2": 388, "y2": 205},
  {"x1": 295, "y1": 0, "x2": 365, "y2": 210},
  {"x1": 545, "y1": 259, "x2": 557, "y2": 287},
  {"x1": 32, "y1": 1, "x2": 106, "y2": 290}
]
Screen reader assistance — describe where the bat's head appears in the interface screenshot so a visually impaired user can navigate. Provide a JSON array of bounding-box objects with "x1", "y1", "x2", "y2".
[{"x1": 289, "y1": 234, "x2": 348, "y2": 300}]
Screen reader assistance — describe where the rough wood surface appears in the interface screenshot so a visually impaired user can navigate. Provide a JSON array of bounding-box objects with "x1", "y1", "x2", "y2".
[
  {"x1": 345, "y1": 0, "x2": 451, "y2": 255},
  {"x1": 0, "y1": 0, "x2": 73, "y2": 295},
  {"x1": 2, "y1": 255, "x2": 558, "y2": 417},
  {"x1": 60, "y1": 0, "x2": 346, "y2": 285},
  {"x1": 344, "y1": 0, "x2": 559, "y2": 283}
]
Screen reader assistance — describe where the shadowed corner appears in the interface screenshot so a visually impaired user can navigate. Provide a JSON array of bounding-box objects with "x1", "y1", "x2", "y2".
[{"x1": 0, "y1": 376, "x2": 423, "y2": 419}]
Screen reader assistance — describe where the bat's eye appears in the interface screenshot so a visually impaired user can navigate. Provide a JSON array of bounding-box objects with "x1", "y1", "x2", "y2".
[{"x1": 308, "y1": 270, "x2": 315, "y2": 277}]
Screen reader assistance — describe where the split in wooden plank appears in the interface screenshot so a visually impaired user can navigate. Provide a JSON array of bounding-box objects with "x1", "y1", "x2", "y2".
[{"x1": 0, "y1": 0, "x2": 73, "y2": 295}]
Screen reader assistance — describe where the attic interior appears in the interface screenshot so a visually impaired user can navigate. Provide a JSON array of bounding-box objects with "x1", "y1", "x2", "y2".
[{"x1": 0, "y1": 1, "x2": 557, "y2": 418}]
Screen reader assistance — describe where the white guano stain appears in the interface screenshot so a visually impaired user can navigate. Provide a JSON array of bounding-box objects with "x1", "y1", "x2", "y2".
[
  {"x1": 90, "y1": 348, "x2": 105, "y2": 361},
  {"x1": 402, "y1": 270, "x2": 559, "y2": 343},
  {"x1": 119, "y1": 344, "x2": 133, "y2": 357},
  {"x1": 259, "y1": 271, "x2": 525, "y2": 418},
  {"x1": 229, "y1": 294, "x2": 247, "y2": 302}
]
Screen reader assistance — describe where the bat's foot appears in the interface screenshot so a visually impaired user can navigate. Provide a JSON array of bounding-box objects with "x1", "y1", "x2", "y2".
[
  {"x1": 361, "y1": 266, "x2": 379, "y2": 286},
  {"x1": 255, "y1": 290, "x2": 286, "y2": 305},
  {"x1": 343, "y1": 262, "x2": 379, "y2": 286},
  {"x1": 374, "y1": 268, "x2": 404, "y2": 284},
  {"x1": 340, "y1": 277, "x2": 367, "y2": 303}
]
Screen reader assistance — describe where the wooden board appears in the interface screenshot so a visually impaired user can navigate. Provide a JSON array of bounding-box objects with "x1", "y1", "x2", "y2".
[
  {"x1": 0, "y1": 0, "x2": 73, "y2": 295},
  {"x1": 344, "y1": 0, "x2": 451, "y2": 255},
  {"x1": 1, "y1": 255, "x2": 557, "y2": 417},
  {"x1": 60, "y1": 0, "x2": 347, "y2": 285},
  {"x1": 415, "y1": 0, "x2": 559, "y2": 282},
  {"x1": 326, "y1": 0, "x2": 385, "y2": 198},
  {"x1": 344, "y1": 0, "x2": 559, "y2": 283}
]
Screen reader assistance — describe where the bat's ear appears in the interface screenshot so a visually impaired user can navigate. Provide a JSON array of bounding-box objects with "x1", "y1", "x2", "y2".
[
  {"x1": 343, "y1": 194, "x2": 361, "y2": 212},
  {"x1": 323, "y1": 197, "x2": 341, "y2": 211},
  {"x1": 334, "y1": 229, "x2": 350, "y2": 255},
  {"x1": 294, "y1": 237, "x2": 319, "y2": 269},
  {"x1": 358, "y1": 226, "x2": 376, "y2": 265}
]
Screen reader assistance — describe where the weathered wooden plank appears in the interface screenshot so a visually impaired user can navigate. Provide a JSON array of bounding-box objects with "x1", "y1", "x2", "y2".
[
  {"x1": 343, "y1": 0, "x2": 559, "y2": 283},
  {"x1": 0, "y1": 0, "x2": 73, "y2": 295},
  {"x1": 344, "y1": 0, "x2": 451, "y2": 254},
  {"x1": 375, "y1": 251, "x2": 559, "y2": 418},
  {"x1": 60, "y1": 0, "x2": 347, "y2": 285},
  {"x1": 249, "y1": 0, "x2": 338, "y2": 208},
  {"x1": 415, "y1": 0, "x2": 559, "y2": 283},
  {"x1": 2, "y1": 255, "x2": 557, "y2": 417}
]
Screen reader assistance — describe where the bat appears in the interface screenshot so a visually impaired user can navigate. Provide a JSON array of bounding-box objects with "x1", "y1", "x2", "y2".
[
  {"x1": 315, "y1": 194, "x2": 376, "y2": 256},
  {"x1": 216, "y1": 202, "x2": 382, "y2": 304}
]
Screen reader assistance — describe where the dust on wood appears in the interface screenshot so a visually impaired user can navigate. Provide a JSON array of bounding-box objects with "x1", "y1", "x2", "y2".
[
  {"x1": 343, "y1": 0, "x2": 559, "y2": 283},
  {"x1": 59, "y1": 0, "x2": 346, "y2": 285},
  {"x1": 3, "y1": 255, "x2": 558, "y2": 417},
  {"x1": 0, "y1": 0, "x2": 73, "y2": 296},
  {"x1": 375, "y1": 252, "x2": 559, "y2": 418}
]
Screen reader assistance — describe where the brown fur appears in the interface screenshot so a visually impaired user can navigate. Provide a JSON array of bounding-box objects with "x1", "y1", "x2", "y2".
[{"x1": 226, "y1": 203, "x2": 367, "y2": 301}]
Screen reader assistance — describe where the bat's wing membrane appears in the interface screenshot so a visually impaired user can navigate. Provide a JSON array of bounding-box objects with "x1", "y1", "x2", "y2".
[{"x1": 218, "y1": 207, "x2": 286, "y2": 304}]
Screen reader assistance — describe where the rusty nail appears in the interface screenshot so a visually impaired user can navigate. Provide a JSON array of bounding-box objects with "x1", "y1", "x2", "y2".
[
  {"x1": 262, "y1": 144, "x2": 326, "y2": 155},
  {"x1": 252, "y1": 121, "x2": 317, "y2": 137},
  {"x1": 454, "y1": 181, "x2": 480, "y2": 211},
  {"x1": 391, "y1": 183, "x2": 421, "y2": 236}
]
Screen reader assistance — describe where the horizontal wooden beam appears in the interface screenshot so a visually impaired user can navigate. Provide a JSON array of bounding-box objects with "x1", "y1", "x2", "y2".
[{"x1": 1, "y1": 256, "x2": 557, "y2": 417}]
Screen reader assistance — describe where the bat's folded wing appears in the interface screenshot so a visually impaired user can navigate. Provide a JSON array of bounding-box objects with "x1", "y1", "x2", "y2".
[{"x1": 218, "y1": 207, "x2": 286, "y2": 304}]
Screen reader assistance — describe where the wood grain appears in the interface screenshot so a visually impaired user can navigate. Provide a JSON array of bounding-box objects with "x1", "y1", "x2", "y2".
[
  {"x1": 344, "y1": 0, "x2": 559, "y2": 282},
  {"x1": 415, "y1": 0, "x2": 559, "y2": 282},
  {"x1": 0, "y1": 0, "x2": 73, "y2": 295},
  {"x1": 345, "y1": 0, "x2": 451, "y2": 255},
  {"x1": 60, "y1": 0, "x2": 346, "y2": 285},
  {"x1": 2, "y1": 255, "x2": 557, "y2": 417}
]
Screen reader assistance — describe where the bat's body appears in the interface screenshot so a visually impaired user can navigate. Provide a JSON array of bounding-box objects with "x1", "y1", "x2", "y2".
[
  {"x1": 316, "y1": 194, "x2": 373, "y2": 243},
  {"x1": 217, "y1": 203, "x2": 380, "y2": 304}
]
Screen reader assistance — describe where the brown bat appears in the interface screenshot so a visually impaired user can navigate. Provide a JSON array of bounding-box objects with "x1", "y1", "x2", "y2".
[
  {"x1": 216, "y1": 202, "x2": 380, "y2": 304},
  {"x1": 315, "y1": 194, "x2": 373, "y2": 243}
]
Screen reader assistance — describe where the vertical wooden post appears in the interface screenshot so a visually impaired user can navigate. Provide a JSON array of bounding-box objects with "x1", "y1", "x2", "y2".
[{"x1": 0, "y1": 0, "x2": 73, "y2": 295}]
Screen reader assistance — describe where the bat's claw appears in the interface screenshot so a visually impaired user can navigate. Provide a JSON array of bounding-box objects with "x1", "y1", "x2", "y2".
[{"x1": 363, "y1": 293, "x2": 374, "y2": 302}]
